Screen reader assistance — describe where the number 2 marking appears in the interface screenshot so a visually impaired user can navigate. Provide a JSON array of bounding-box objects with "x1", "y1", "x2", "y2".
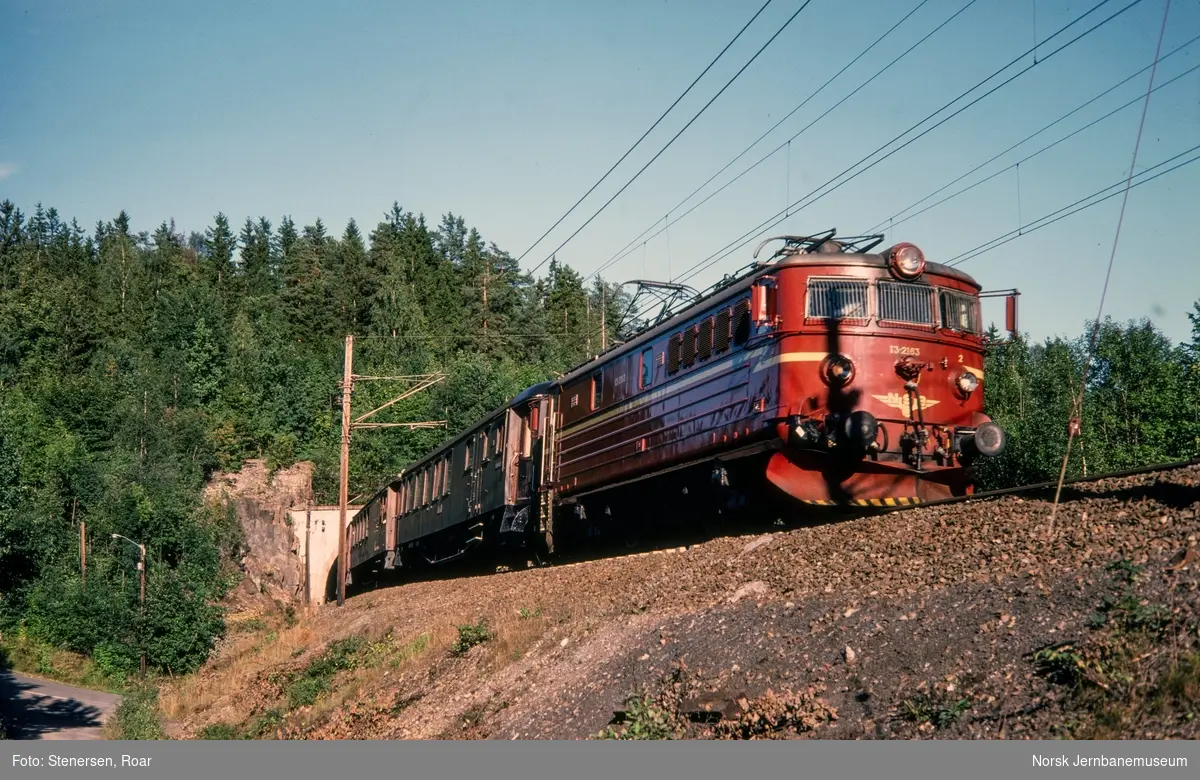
[{"x1": 957, "y1": 353, "x2": 964, "y2": 363}]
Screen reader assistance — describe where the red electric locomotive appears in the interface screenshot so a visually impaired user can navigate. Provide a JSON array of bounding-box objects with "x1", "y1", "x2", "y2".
[{"x1": 347, "y1": 231, "x2": 1014, "y2": 580}]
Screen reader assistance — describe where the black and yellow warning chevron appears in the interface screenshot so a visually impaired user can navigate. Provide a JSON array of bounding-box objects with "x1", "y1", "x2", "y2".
[{"x1": 800, "y1": 497, "x2": 921, "y2": 507}]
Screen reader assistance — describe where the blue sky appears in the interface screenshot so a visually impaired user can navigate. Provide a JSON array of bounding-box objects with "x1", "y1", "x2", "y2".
[{"x1": 2, "y1": 0, "x2": 1198, "y2": 344}]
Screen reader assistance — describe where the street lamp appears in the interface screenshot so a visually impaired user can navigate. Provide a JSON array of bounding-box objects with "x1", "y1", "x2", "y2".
[{"x1": 112, "y1": 534, "x2": 147, "y2": 677}]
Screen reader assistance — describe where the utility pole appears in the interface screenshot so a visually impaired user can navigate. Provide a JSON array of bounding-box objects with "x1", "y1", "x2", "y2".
[
  {"x1": 601, "y1": 285, "x2": 607, "y2": 352},
  {"x1": 482, "y1": 259, "x2": 489, "y2": 337},
  {"x1": 72, "y1": 498, "x2": 84, "y2": 588},
  {"x1": 337, "y1": 334, "x2": 354, "y2": 607},
  {"x1": 112, "y1": 534, "x2": 146, "y2": 677},
  {"x1": 586, "y1": 296, "x2": 592, "y2": 356},
  {"x1": 139, "y1": 543, "x2": 146, "y2": 678},
  {"x1": 335, "y1": 334, "x2": 447, "y2": 607}
]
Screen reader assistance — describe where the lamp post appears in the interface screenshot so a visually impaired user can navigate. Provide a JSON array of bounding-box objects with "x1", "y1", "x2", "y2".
[{"x1": 112, "y1": 533, "x2": 146, "y2": 677}]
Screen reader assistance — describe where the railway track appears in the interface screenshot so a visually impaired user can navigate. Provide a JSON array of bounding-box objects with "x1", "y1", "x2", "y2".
[
  {"x1": 895, "y1": 455, "x2": 1200, "y2": 510},
  {"x1": 360, "y1": 456, "x2": 1200, "y2": 585},
  {"x1": 526, "y1": 456, "x2": 1200, "y2": 572}
]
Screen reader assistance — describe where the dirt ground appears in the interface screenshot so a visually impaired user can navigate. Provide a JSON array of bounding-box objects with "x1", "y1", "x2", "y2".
[{"x1": 162, "y1": 464, "x2": 1200, "y2": 740}]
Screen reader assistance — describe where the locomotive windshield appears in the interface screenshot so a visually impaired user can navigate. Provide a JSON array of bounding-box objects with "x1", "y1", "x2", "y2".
[{"x1": 939, "y1": 289, "x2": 981, "y2": 333}]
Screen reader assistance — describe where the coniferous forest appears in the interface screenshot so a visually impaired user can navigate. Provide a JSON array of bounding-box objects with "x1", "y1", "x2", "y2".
[{"x1": 0, "y1": 198, "x2": 1198, "y2": 679}]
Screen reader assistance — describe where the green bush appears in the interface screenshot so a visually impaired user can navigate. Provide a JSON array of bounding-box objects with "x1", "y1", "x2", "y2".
[
  {"x1": 110, "y1": 686, "x2": 166, "y2": 740},
  {"x1": 284, "y1": 635, "x2": 365, "y2": 709},
  {"x1": 451, "y1": 619, "x2": 491, "y2": 655},
  {"x1": 599, "y1": 695, "x2": 674, "y2": 740},
  {"x1": 198, "y1": 722, "x2": 242, "y2": 740}
]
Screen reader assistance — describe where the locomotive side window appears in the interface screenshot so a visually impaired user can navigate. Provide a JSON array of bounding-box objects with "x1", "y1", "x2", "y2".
[
  {"x1": 640, "y1": 348, "x2": 654, "y2": 389},
  {"x1": 464, "y1": 441, "x2": 471, "y2": 472},
  {"x1": 807, "y1": 278, "x2": 869, "y2": 320},
  {"x1": 591, "y1": 371, "x2": 603, "y2": 410},
  {"x1": 714, "y1": 310, "x2": 731, "y2": 353},
  {"x1": 939, "y1": 289, "x2": 980, "y2": 333},
  {"x1": 697, "y1": 317, "x2": 713, "y2": 361},
  {"x1": 878, "y1": 281, "x2": 934, "y2": 325},
  {"x1": 732, "y1": 299, "x2": 751, "y2": 345},
  {"x1": 481, "y1": 427, "x2": 490, "y2": 462}
]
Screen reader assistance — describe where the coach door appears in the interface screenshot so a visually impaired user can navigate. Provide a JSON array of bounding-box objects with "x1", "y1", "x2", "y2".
[{"x1": 465, "y1": 432, "x2": 483, "y2": 518}]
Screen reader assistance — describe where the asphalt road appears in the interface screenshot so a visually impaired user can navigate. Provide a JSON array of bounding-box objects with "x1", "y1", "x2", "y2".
[{"x1": 0, "y1": 668, "x2": 121, "y2": 740}]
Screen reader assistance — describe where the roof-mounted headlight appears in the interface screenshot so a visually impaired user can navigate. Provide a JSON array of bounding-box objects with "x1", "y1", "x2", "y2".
[{"x1": 887, "y1": 242, "x2": 926, "y2": 280}]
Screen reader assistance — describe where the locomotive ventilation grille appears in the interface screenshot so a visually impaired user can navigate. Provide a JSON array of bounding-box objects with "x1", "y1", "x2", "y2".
[
  {"x1": 807, "y1": 279, "x2": 869, "y2": 320},
  {"x1": 878, "y1": 281, "x2": 934, "y2": 325}
]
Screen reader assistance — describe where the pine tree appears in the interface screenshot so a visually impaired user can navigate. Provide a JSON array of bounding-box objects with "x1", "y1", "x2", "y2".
[
  {"x1": 239, "y1": 217, "x2": 273, "y2": 298},
  {"x1": 204, "y1": 213, "x2": 237, "y2": 287}
]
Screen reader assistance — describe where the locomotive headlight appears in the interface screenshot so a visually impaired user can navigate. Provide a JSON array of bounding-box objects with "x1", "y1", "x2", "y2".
[
  {"x1": 956, "y1": 370, "x2": 979, "y2": 395},
  {"x1": 888, "y1": 242, "x2": 926, "y2": 280},
  {"x1": 823, "y1": 354, "x2": 855, "y2": 386}
]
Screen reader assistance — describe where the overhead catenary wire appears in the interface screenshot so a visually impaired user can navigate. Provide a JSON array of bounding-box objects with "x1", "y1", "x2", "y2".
[
  {"x1": 536, "y1": 0, "x2": 1157, "y2": 370},
  {"x1": 1049, "y1": 0, "x2": 1173, "y2": 530},
  {"x1": 945, "y1": 142, "x2": 1200, "y2": 267},
  {"x1": 866, "y1": 30, "x2": 1200, "y2": 234},
  {"x1": 588, "y1": 0, "x2": 1140, "y2": 348},
  {"x1": 871, "y1": 54, "x2": 1200, "y2": 236},
  {"x1": 583, "y1": 0, "x2": 959, "y2": 283},
  {"x1": 525, "y1": 0, "x2": 819, "y2": 277},
  {"x1": 665, "y1": 0, "x2": 1146, "y2": 293},
  {"x1": 512, "y1": 0, "x2": 777, "y2": 268}
]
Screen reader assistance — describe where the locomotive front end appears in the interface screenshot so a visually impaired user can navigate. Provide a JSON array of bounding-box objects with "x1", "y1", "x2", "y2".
[{"x1": 754, "y1": 237, "x2": 1008, "y2": 505}]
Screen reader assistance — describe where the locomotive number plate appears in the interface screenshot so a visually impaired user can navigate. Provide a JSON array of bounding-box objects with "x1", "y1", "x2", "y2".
[{"x1": 889, "y1": 345, "x2": 921, "y2": 356}]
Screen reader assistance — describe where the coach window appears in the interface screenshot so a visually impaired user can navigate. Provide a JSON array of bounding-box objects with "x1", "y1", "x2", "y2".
[
  {"x1": 640, "y1": 348, "x2": 654, "y2": 389},
  {"x1": 481, "y1": 427, "x2": 490, "y2": 462},
  {"x1": 591, "y1": 371, "x2": 603, "y2": 411}
]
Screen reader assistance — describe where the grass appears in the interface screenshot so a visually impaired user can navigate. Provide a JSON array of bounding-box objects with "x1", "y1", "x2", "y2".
[
  {"x1": 106, "y1": 685, "x2": 167, "y2": 740},
  {"x1": 159, "y1": 618, "x2": 319, "y2": 722},
  {"x1": 1030, "y1": 557, "x2": 1199, "y2": 738},
  {"x1": 899, "y1": 695, "x2": 971, "y2": 730},
  {"x1": 197, "y1": 722, "x2": 242, "y2": 740},
  {"x1": 285, "y1": 635, "x2": 366, "y2": 709},
  {"x1": 0, "y1": 630, "x2": 125, "y2": 693}
]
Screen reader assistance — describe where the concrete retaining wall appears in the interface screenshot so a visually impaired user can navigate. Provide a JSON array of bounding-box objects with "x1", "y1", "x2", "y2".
[{"x1": 289, "y1": 506, "x2": 361, "y2": 607}]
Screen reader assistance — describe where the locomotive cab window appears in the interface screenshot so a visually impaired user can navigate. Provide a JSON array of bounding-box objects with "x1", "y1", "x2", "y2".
[
  {"x1": 939, "y1": 289, "x2": 980, "y2": 333},
  {"x1": 591, "y1": 371, "x2": 603, "y2": 410},
  {"x1": 640, "y1": 348, "x2": 654, "y2": 389}
]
